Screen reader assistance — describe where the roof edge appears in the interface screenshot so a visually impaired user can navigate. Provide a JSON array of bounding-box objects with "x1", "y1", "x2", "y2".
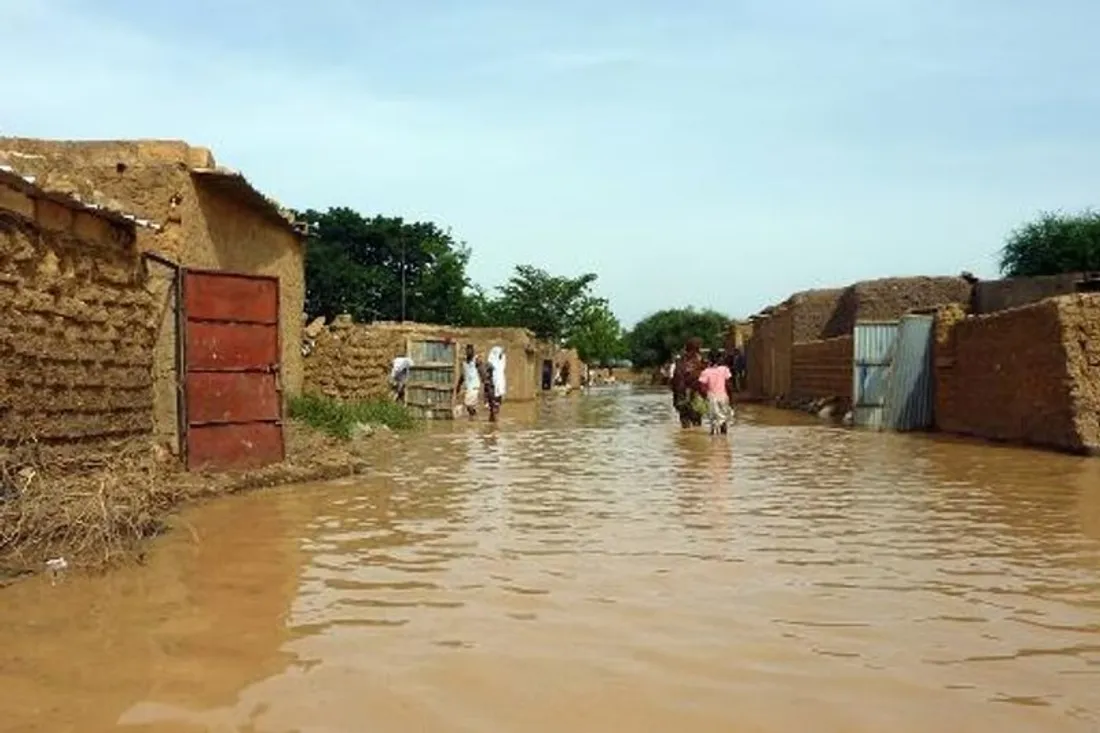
[{"x1": 0, "y1": 165, "x2": 162, "y2": 231}]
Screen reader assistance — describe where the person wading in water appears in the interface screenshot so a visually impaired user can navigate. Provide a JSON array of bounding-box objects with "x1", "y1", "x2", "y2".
[
  {"x1": 485, "y1": 346, "x2": 506, "y2": 422},
  {"x1": 454, "y1": 344, "x2": 485, "y2": 420},
  {"x1": 671, "y1": 337, "x2": 707, "y2": 428},
  {"x1": 698, "y1": 350, "x2": 734, "y2": 435}
]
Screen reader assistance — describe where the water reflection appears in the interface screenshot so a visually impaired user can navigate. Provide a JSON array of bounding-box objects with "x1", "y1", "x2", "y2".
[{"x1": 0, "y1": 390, "x2": 1098, "y2": 732}]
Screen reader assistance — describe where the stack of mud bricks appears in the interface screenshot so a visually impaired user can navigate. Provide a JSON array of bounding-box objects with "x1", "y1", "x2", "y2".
[
  {"x1": 304, "y1": 316, "x2": 397, "y2": 402},
  {"x1": 0, "y1": 180, "x2": 156, "y2": 449},
  {"x1": 935, "y1": 295, "x2": 1100, "y2": 454}
]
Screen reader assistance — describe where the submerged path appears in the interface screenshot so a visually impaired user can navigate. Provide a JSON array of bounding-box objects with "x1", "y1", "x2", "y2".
[{"x1": 1, "y1": 389, "x2": 1099, "y2": 732}]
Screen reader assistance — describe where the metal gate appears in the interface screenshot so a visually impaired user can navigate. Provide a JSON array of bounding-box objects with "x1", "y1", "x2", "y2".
[
  {"x1": 181, "y1": 269, "x2": 284, "y2": 470},
  {"x1": 852, "y1": 317, "x2": 935, "y2": 431},
  {"x1": 852, "y1": 321, "x2": 898, "y2": 430},
  {"x1": 404, "y1": 338, "x2": 456, "y2": 419},
  {"x1": 882, "y1": 314, "x2": 935, "y2": 431}
]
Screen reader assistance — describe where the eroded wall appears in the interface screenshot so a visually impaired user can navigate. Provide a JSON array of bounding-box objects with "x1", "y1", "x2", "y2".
[
  {"x1": 304, "y1": 321, "x2": 543, "y2": 403},
  {"x1": 0, "y1": 182, "x2": 155, "y2": 453},
  {"x1": 0, "y1": 144, "x2": 307, "y2": 403},
  {"x1": 934, "y1": 295, "x2": 1100, "y2": 454},
  {"x1": 790, "y1": 335, "x2": 853, "y2": 404}
]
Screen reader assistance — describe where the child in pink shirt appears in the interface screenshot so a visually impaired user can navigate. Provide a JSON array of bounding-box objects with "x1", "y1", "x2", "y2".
[{"x1": 698, "y1": 353, "x2": 733, "y2": 435}]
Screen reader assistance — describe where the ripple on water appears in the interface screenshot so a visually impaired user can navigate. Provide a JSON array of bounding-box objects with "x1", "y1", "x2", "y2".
[{"x1": 1, "y1": 391, "x2": 1099, "y2": 732}]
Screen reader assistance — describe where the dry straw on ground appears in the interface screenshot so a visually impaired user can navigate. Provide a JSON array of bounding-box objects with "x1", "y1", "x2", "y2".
[{"x1": 0, "y1": 423, "x2": 373, "y2": 582}]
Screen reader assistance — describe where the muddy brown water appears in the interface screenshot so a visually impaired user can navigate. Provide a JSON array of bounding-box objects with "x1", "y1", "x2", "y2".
[{"x1": 1, "y1": 388, "x2": 1099, "y2": 733}]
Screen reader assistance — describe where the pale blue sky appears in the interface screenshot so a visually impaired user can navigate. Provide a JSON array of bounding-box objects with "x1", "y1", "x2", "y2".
[{"x1": 3, "y1": 1, "x2": 1099, "y2": 324}]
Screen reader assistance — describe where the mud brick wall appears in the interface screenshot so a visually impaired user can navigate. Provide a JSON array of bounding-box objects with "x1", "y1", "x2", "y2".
[
  {"x1": 823, "y1": 276, "x2": 973, "y2": 338},
  {"x1": 934, "y1": 295, "x2": 1100, "y2": 454},
  {"x1": 745, "y1": 306, "x2": 793, "y2": 399},
  {"x1": 791, "y1": 335, "x2": 853, "y2": 404},
  {"x1": 304, "y1": 320, "x2": 543, "y2": 403},
  {"x1": 932, "y1": 303, "x2": 968, "y2": 435},
  {"x1": 1058, "y1": 295, "x2": 1100, "y2": 452},
  {"x1": 972, "y1": 274, "x2": 1090, "y2": 315},
  {"x1": 0, "y1": 187, "x2": 156, "y2": 450},
  {"x1": 787, "y1": 288, "x2": 846, "y2": 342}
]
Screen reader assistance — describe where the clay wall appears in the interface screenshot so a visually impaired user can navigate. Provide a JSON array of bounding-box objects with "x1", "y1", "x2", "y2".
[
  {"x1": 971, "y1": 273, "x2": 1093, "y2": 315},
  {"x1": 791, "y1": 335, "x2": 853, "y2": 404},
  {"x1": 0, "y1": 140, "x2": 306, "y2": 408},
  {"x1": 934, "y1": 294, "x2": 1100, "y2": 454},
  {"x1": 745, "y1": 305, "x2": 793, "y2": 399},
  {"x1": 0, "y1": 179, "x2": 156, "y2": 453},
  {"x1": 822, "y1": 276, "x2": 973, "y2": 338},
  {"x1": 786, "y1": 288, "x2": 846, "y2": 342},
  {"x1": 723, "y1": 321, "x2": 753, "y2": 351},
  {"x1": 303, "y1": 320, "x2": 542, "y2": 404}
]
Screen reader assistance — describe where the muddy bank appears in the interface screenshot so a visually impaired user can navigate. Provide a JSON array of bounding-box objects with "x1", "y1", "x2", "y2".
[{"x1": 0, "y1": 421, "x2": 381, "y2": 583}]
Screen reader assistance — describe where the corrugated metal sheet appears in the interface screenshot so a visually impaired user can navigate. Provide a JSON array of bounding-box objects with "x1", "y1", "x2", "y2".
[
  {"x1": 852, "y1": 321, "x2": 898, "y2": 429},
  {"x1": 883, "y1": 315, "x2": 934, "y2": 431}
]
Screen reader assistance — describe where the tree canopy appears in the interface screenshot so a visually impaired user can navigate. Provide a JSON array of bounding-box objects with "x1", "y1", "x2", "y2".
[
  {"x1": 298, "y1": 207, "x2": 632, "y2": 358},
  {"x1": 565, "y1": 298, "x2": 626, "y2": 366},
  {"x1": 999, "y1": 210, "x2": 1100, "y2": 277},
  {"x1": 626, "y1": 308, "x2": 732, "y2": 368},
  {"x1": 487, "y1": 266, "x2": 599, "y2": 342},
  {"x1": 299, "y1": 207, "x2": 476, "y2": 324}
]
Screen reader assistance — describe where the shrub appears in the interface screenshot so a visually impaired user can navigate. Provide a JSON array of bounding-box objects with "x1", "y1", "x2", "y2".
[{"x1": 287, "y1": 394, "x2": 416, "y2": 439}]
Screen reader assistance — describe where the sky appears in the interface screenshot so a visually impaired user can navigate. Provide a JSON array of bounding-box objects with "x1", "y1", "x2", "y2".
[{"x1": 3, "y1": 1, "x2": 1099, "y2": 325}]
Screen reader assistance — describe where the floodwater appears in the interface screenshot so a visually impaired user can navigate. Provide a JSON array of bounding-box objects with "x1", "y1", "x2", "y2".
[{"x1": 2, "y1": 389, "x2": 1100, "y2": 733}]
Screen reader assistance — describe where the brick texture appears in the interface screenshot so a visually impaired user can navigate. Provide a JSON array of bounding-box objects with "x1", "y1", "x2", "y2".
[
  {"x1": 303, "y1": 320, "x2": 553, "y2": 403},
  {"x1": 791, "y1": 335, "x2": 853, "y2": 404},
  {"x1": 934, "y1": 294, "x2": 1100, "y2": 454},
  {"x1": 746, "y1": 305, "x2": 792, "y2": 399},
  {"x1": 748, "y1": 276, "x2": 973, "y2": 401},
  {"x1": 0, "y1": 187, "x2": 156, "y2": 450}
]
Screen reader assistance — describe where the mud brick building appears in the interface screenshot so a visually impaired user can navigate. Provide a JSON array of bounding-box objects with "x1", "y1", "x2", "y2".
[
  {"x1": 0, "y1": 139, "x2": 307, "y2": 469},
  {"x1": 0, "y1": 166, "x2": 160, "y2": 456},
  {"x1": 303, "y1": 319, "x2": 572, "y2": 415}
]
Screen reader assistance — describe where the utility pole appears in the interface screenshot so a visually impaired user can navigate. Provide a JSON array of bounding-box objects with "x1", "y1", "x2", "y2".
[{"x1": 400, "y1": 239, "x2": 407, "y2": 322}]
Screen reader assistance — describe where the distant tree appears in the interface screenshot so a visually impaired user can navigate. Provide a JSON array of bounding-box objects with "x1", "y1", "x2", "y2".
[
  {"x1": 298, "y1": 207, "x2": 478, "y2": 324},
  {"x1": 626, "y1": 308, "x2": 732, "y2": 368},
  {"x1": 1000, "y1": 210, "x2": 1100, "y2": 277},
  {"x1": 567, "y1": 299, "x2": 626, "y2": 365},
  {"x1": 491, "y1": 265, "x2": 600, "y2": 343}
]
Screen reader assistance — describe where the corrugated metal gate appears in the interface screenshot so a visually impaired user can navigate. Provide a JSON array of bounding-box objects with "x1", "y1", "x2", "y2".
[
  {"x1": 181, "y1": 269, "x2": 284, "y2": 470},
  {"x1": 404, "y1": 338, "x2": 456, "y2": 419},
  {"x1": 852, "y1": 316, "x2": 935, "y2": 431},
  {"x1": 882, "y1": 315, "x2": 935, "y2": 431},
  {"x1": 852, "y1": 322, "x2": 898, "y2": 429}
]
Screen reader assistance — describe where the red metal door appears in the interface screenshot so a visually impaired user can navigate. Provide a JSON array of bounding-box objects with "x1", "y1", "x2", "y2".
[{"x1": 182, "y1": 269, "x2": 284, "y2": 471}]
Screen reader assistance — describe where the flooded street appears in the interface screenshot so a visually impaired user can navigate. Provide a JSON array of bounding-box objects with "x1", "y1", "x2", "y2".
[{"x1": 2, "y1": 388, "x2": 1099, "y2": 732}]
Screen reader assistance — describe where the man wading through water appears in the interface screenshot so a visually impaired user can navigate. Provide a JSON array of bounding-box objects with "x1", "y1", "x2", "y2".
[
  {"x1": 671, "y1": 337, "x2": 707, "y2": 428},
  {"x1": 455, "y1": 344, "x2": 486, "y2": 420}
]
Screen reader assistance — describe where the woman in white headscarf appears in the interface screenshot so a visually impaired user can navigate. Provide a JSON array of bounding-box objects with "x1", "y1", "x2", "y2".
[{"x1": 486, "y1": 346, "x2": 506, "y2": 422}]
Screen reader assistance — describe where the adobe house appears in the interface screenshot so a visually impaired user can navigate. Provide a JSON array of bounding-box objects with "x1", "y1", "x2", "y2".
[
  {"x1": 0, "y1": 164, "x2": 160, "y2": 457},
  {"x1": 0, "y1": 138, "x2": 308, "y2": 468}
]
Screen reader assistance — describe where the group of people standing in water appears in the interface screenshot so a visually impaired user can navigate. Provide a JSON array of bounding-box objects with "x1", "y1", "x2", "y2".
[
  {"x1": 669, "y1": 338, "x2": 736, "y2": 435},
  {"x1": 455, "y1": 344, "x2": 507, "y2": 422}
]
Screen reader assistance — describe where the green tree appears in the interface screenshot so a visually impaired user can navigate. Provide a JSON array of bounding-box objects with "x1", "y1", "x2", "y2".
[
  {"x1": 491, "y1": 265, "x2": 600, "y2": 342},
  {"x1": 626, "y1": 308, "x2": 732, "y2": 368},
  {"x1": 567, "y1": 299, "x2": 625, "y2": 365},
  {"x1": 1000, "y1": 209, "x2": 1100, "y2": 277},
  {"x1": 298, "y1": 207, "x2": 479, "y2": 324}
]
